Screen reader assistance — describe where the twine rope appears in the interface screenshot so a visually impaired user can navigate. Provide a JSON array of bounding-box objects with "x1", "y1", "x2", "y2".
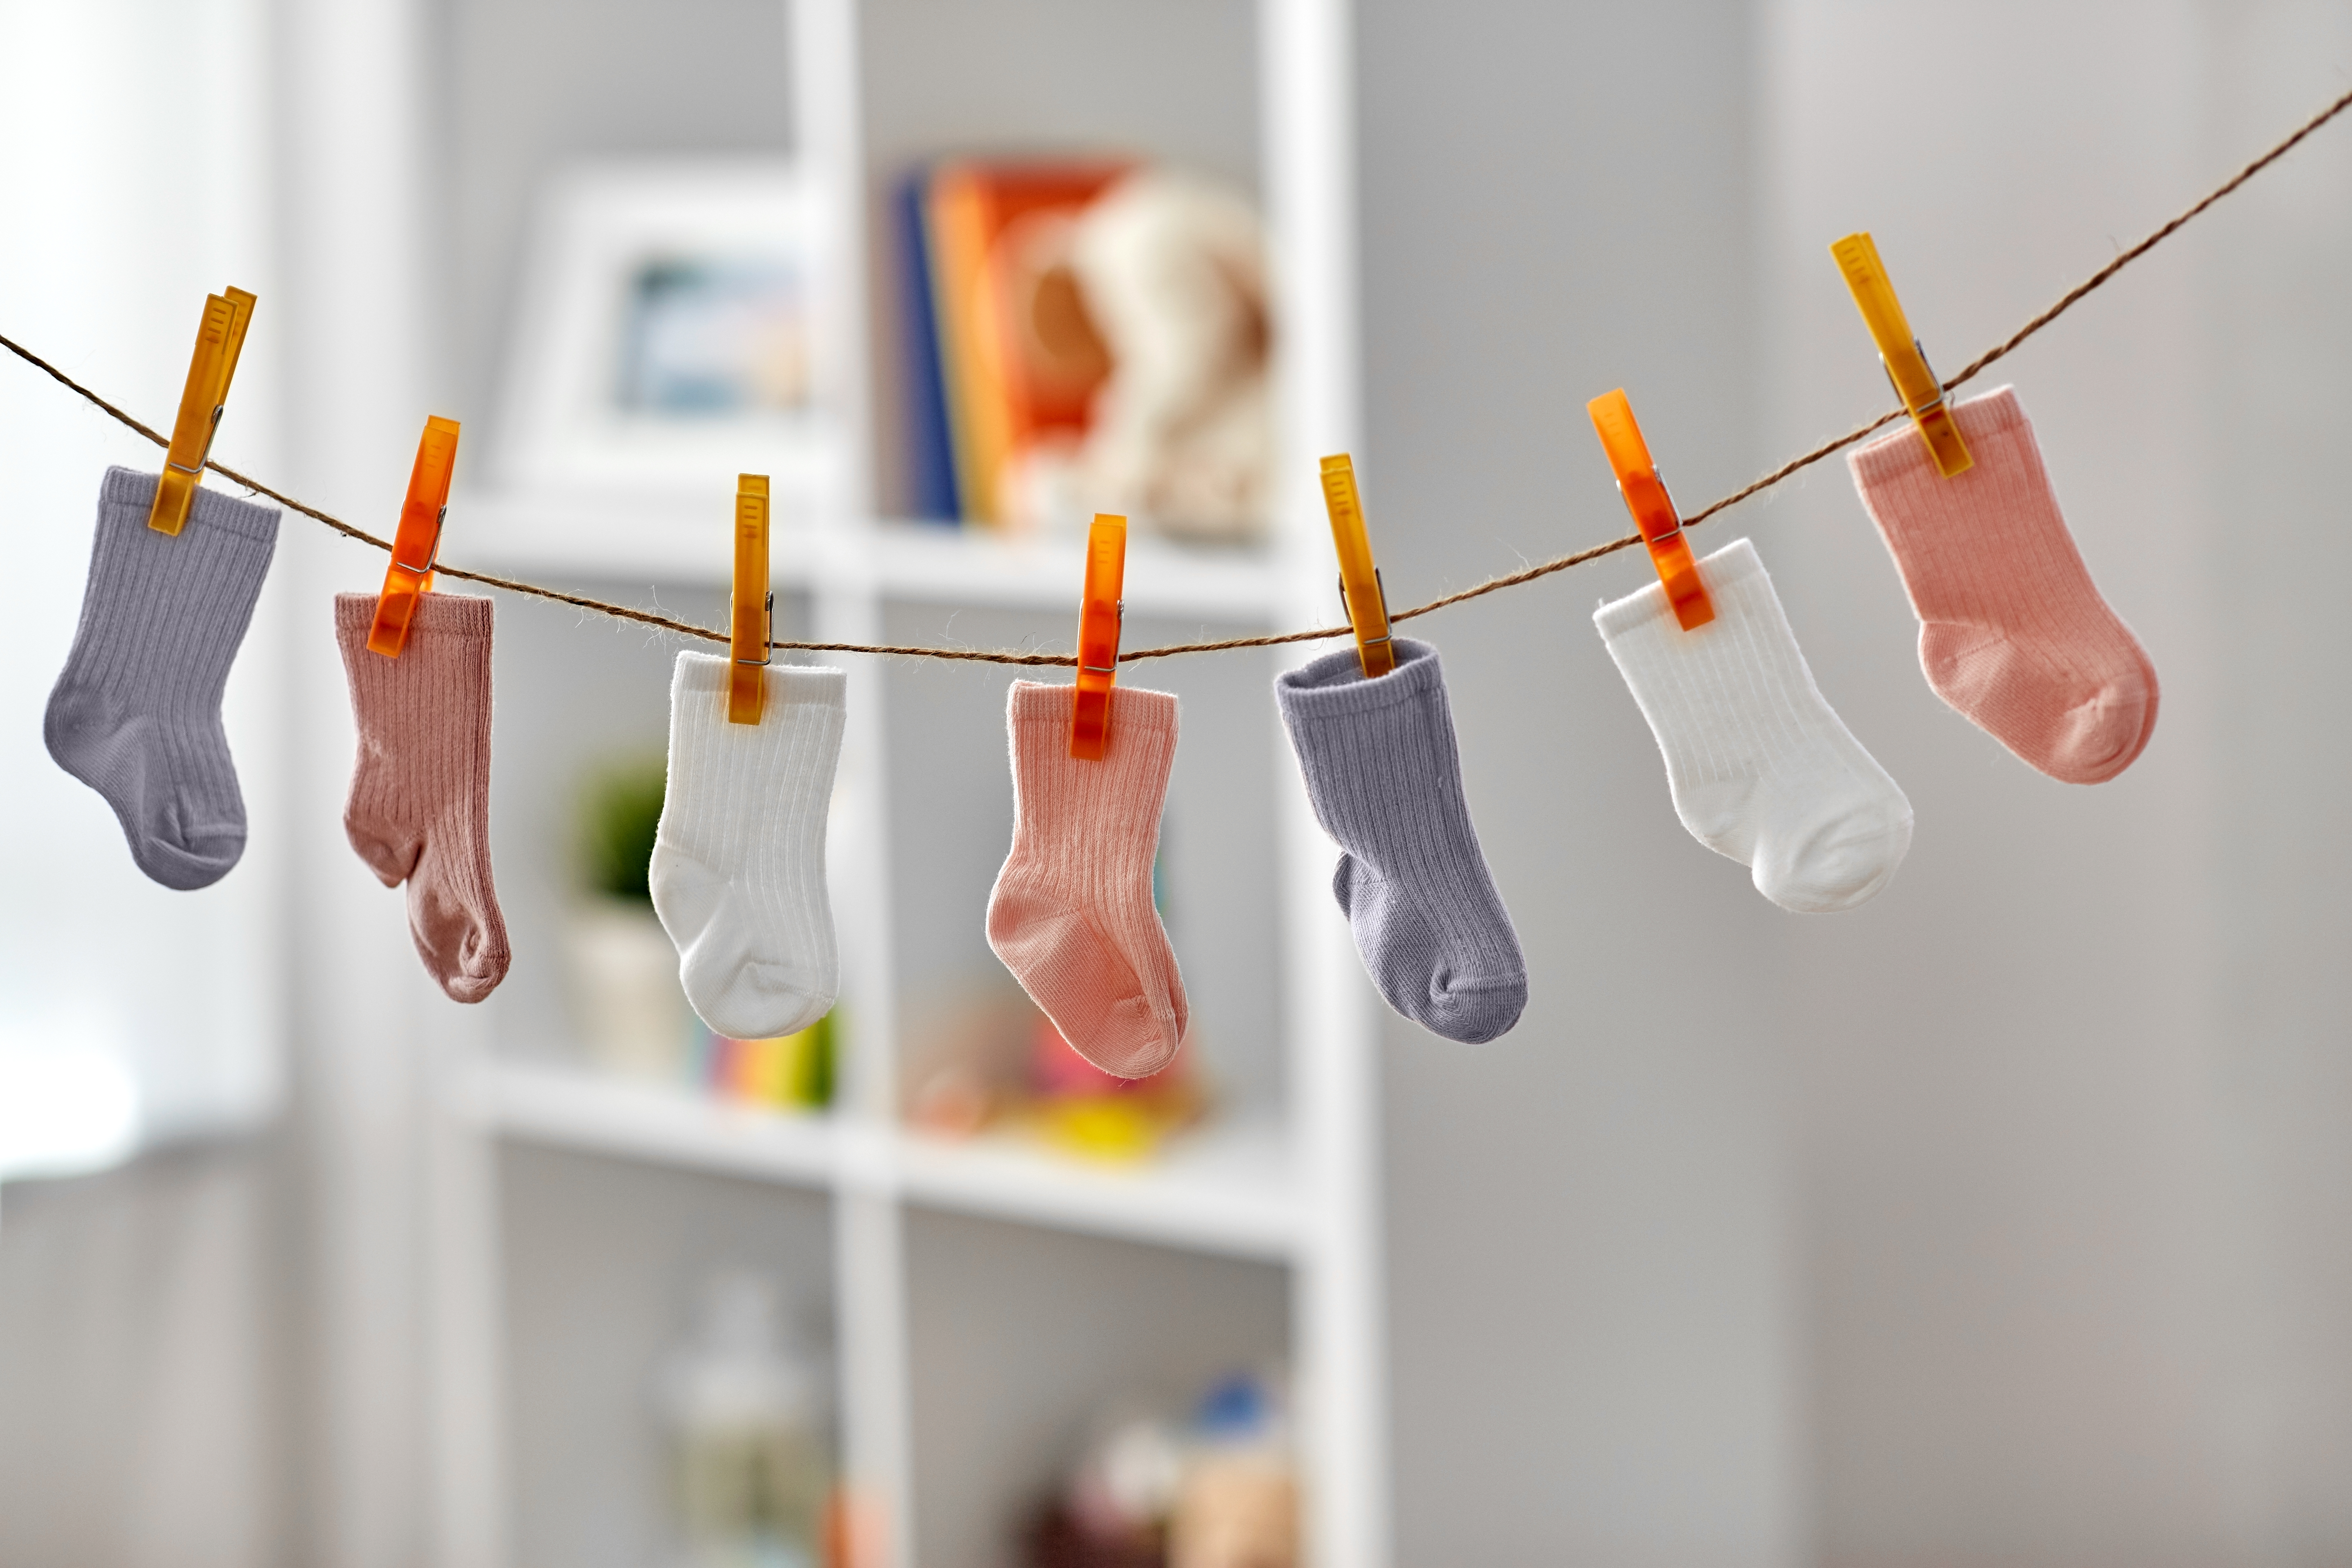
[{"x1": 5, "y1": 82, "x2": 2349, "y2": 669}]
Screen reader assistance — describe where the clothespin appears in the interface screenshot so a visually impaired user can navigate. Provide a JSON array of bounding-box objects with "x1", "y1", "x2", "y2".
[
  {"x1": 1070, "y1": 513, "x2": 1127, "y2": 760},
  {"x1": 1588, "y1": 388, "x2": 1714, "y2": 631},
  {"x1": 147, "y1": 287, "x2": 256, "y2": 536},
  {"x1": 1830, "y1": 232, "x2": 1971, "y2": 477},
  {"x1": 1319, "y1": 455, "x2": 1395, "y2": 679},
  {"x1": 730, "y1": 474, "x2": 773, "y2": 725},
  {"x1": 367, "y1": 416, "x2": 461, "y2": 657}
]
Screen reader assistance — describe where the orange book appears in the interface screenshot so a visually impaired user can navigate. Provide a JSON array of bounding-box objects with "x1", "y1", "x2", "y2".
[{"x1": 924, "y1": 158, "x2": 1129, "y2": 528}]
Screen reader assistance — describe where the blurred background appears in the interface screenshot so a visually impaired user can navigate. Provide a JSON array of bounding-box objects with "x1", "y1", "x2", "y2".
[{"x1": 2, "y1": 1, "x2": 2350, "y2": 1565}]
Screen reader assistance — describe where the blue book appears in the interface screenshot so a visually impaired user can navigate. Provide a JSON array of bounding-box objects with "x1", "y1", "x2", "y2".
[{"x1": 895, "y1": 168, "x2": 960, "y2": 523}]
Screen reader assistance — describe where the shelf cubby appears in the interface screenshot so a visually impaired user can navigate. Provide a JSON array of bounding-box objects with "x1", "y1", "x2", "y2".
[{"x1": 423, "y1": 0, "x2": 1381, "y2": 1562}]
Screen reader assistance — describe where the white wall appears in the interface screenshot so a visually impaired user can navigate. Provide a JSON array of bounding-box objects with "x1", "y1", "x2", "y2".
[
  {"x1": 0, "y1": 1, "x2": 291, "y2": 1562},
  {"x1": 2195, "y1": 7, "x2": 2352, "y2": 1552},
  {"x1": 272, "y1": 1, "x2": 497, "y2": 1564},
  {"x1": 1363, "y1": 0, "x2": 2352, "y2": 1563},
  {"x1": 1358, "y1": 3, "x2": 1808, "y2": 1562},
  {"x1": 0, "y1": 0, "x2": 288, "y2": 1165},
  {"x1": 1762, "y1": 3, "x2": 2352, "y2": 1561},
  {"x1": 1760, "y1": 1, "x2": 2235, "y2": 1557}
]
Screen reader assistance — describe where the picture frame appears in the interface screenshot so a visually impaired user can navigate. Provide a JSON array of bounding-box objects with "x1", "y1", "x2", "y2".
[{"x1": 495, "y1": 159, "x2": 844, "y2": 512}]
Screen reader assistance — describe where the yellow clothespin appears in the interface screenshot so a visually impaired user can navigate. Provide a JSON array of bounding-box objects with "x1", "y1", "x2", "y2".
[
  {"x1": 1319, "y1": 455, "x2": 1395, "y2": 679},
  {"x1": 368, "y1": 416, "x2": 461, "y2": 657},
  {"x1": 1830, "y1": 232, "x2": 1971, "y2": 477},
  {"x1": 1588, "y1": 388, "x2": 1715, "y2": 632},
  {"x1": 148, "y1": 287, "x2": 256, "y2": 536},
  {"x1": 1070, "y1": 514, "x2": 1127, "y2": 760},
  {"x1": 730, "y1": 475, "x2": 773, "y2": 725}
]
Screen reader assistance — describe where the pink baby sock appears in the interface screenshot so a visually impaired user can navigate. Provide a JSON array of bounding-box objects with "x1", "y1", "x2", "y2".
[
  {"x1": 335, "y1": 592, "x2": 511, "y2": 1002},
  {"x1": 1848, "y1": 386, "x2": 2158, "y2": 784},
  {"x1": 987, "y1": 681, "x2": 1188, "y2": 1079}
]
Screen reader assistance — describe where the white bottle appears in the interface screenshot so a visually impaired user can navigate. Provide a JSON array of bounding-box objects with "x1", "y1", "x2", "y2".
[{"x1": 659, "y1": 1270, "x2": 830, "y2": 1568}]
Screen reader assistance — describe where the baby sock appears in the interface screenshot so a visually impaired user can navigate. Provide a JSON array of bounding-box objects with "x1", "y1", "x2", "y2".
[
  {"x1": 651, "y1": 653, "x2": 846, "y2": 1041},
  {"x1": 987, "y1": 682, "x2": 1188, "y2": 1079},
  {"x1": 1275, "y1": 639, "x2": 1526, "y2": 1043},
  {"x1": 1597, "y1": 537, "x2": 1913, "y2": 913},
  {"x1": 1849, "y1": 385, "x2": 2158, "y2": 784},
  {"x1": 334, "y1": 593, "x2": 511, "y2": 1003},
  {"x1": 45, "y1": 468, "x2": 278, "y2": 890}
]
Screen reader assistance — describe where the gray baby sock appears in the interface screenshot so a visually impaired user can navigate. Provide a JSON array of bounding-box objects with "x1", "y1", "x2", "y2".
[
  {"x1": 45, "y1": 468, "x2": 279, "y2": 890},
  {"x1": 1276, "y1": 638, "x2": 1527, "y2": 1043}
]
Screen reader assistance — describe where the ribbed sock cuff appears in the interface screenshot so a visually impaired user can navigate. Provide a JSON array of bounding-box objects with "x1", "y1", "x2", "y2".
[
  {"x1": 1008, "y1": 679, "x2": 1176, "y2": 735},
  {"x1": 1594, "y1": 536, "x2": 1764, "y2": 640},
  {"x1": 674, "y1": 649, "x2": 846, "y2": 709},
  {"x1": 1275, "y1": 637, "x2": 1444, "y2": 722},
  {"x1": 1848, "y1": 385, "x2": 2027, "y2": 492},
  {"x1": 334, "y1": 591, "x2": 494, "y2": 641},
  {"x1": 103, "y1": 466, "x2": 280, "y2": 544}
]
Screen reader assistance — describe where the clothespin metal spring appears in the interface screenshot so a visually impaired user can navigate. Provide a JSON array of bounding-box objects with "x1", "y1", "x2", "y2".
[
  {"x1": 148, "y1": 287, "x2": 256, "y2": 537},
  {"x1": 1831, "y1": 232, "x2": 1973, "y2": 478}
]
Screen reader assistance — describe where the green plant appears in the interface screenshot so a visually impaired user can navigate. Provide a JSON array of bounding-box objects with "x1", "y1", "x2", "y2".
[{"x1": 579, "y1": 757, "x2": 667, "y2": 902}]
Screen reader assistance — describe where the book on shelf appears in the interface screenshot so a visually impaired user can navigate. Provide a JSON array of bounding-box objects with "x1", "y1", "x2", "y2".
[
  {"x1": 913, "y1": 157, "x2": 1131, "y2": 530},
  {"x1": 894, "y1": 168, "x2": 960, "y2": 522}
]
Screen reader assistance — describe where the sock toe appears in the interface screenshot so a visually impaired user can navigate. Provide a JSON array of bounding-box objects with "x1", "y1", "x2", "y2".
[
  {"x1": 133, "y1": 827, "x2": 243, "y2": 892},
  {"x1": 691, "y1": 968, "x2": 833, "y2": 1044},
  {"x1": 1419, "y1": 969, "x2": 1528, "y2": 1045},
  {"x1": 1084, "y1": 995, "x2": 1185, "y2": 1080},
  {"x1": 2048, "y1": 668, "x2": 2158, "y2": 784},
  {"x1": 408, "y1": 876, "x2": 512, "y2": 1004},
  {"x1": 1757, "y1": 806, "x2": 1913, "y2": 914},
  {"x1": 424, "y1": 927, "x2": 512, "y2": 1005}
]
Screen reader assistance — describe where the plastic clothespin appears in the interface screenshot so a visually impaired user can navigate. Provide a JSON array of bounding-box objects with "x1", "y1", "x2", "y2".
[
  {"x1": 147, "y1": 287, "x2": 256, "y2": 536},
  {"x1": 730, "y1": 474, "x2": 773, "y2": 725},
  {"x1": 1069, "y1": 513, "x2": 1127, "y2": 760},
  {"x1": 1588, "y1": 388, "x2": 1715, "y2": 632},
  {"x1": 1830, "y1": 232, "x2": 1972, "y2": 478},
  {"x1": 367, "y1": 416, "x2": 461, "y2": 657},
  {"x1": 1319, "y1": 454, "x2": 1395, "y2": 679}
]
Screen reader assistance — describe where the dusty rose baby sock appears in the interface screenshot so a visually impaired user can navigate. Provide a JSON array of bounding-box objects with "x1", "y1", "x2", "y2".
[
  {"x1": 1848, "y1": 385, "x2": 2158, "y2": 784},
  {"x1": 335, "y1": 592, "x2": 510, "y2": 1002},
  {"x1": 987, "y1": 681, "x2": 1188, "y2": 1079}
]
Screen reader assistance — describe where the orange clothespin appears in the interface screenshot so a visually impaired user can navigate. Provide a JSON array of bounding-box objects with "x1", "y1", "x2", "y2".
[
  {"x1": 1830, "y1": 232, "x2": 1971, "y2": 477},
  {"x1": 1319, "y1": 455, "x2": 1395, "y2": 679},
  {"x1": 1070, "y1": 513, "x2": 1127, "y2": 760},
  {"x1": 147, "y1": 287, "x2": 256, "y2": 536},
  {"x1": 730, "y1": 474, "x2": 772, "y2": 725},
  {"x1": 1588, "y1": 388, "x2": 1714, "y2": 631},
  {"x1": 367, "y1": 416, "x2": 461, "y2": 657}
]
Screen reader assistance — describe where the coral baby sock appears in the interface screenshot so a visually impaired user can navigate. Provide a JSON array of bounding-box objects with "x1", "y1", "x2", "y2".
[
  {"x1": 1597, "y1": 538, "x2": 1913, "y2": 913},
  {"x1": 987, "y1": 682, "x2": 1188, "y2": 1079},
  {"x1": 46, "y1": 468, "x2": 278, "y2": 890},
  {"x1": 651, "y1": 653, "x2": 846, "y2": 1040},
  {"x1": 1849, "y1": 386, "x2": 2158, "y2": 784},
  {"x1": 334, "y1": 593, "x2": 511, "y2": 1002},
  {"x1": 1275, "y1": 639, "x2": 1526, "y2": 1043}
]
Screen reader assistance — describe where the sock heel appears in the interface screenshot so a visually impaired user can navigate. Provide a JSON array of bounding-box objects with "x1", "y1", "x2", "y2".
[{"x1": 987, "y1": 881, "x2": 1178, "y2": 1079}]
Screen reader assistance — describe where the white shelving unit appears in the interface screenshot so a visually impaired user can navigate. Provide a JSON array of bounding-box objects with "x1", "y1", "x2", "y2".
[
  {"x1": 475, "y1": 1062, "x2": 1304, "y2": 1263},
  {"x1": 426, "y1": 1, "x2": 1381, "y2": 1565}
]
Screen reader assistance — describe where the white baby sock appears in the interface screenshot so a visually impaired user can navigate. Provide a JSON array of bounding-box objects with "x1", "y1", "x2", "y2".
[
  {"x1": 650, "y1": 653, "x2": 846, "y2": 1039},
  {"x1": 1595, "y1": 538, "x2": 1912, "y2": 913}
]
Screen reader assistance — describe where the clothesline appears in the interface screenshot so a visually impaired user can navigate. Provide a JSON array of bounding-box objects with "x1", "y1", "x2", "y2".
[{"x1": 6, "y1": 80, "x2": 2349, "y2": 669}]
